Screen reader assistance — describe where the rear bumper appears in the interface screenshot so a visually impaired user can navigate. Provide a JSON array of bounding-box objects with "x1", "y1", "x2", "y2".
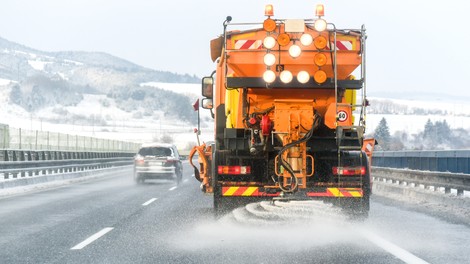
[
  {"x1": 135, "y1": 166, "x2": 176, "y2": 179},
  {"x1": 221, "y1": 186, "x2": 364, "y2": 198}
]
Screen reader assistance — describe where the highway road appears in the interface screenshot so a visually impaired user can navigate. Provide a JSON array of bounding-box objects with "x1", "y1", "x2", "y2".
[{"x1": 1, "y1": 162, "x2": 469, "y2": 264}]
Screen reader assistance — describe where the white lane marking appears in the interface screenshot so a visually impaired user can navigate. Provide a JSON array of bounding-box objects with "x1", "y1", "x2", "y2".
[
  {"x1": 183, "y1": 179, "x2": 189, "y2": 183},
  {"x1": 142, "y1": 198, "x2": 157, "y2": 206},
  {"x1": 169, "y1": 186, "x2": 177, "y2": 191},
  {"x1": 71, "y1": 227, "x2": 114, "y2": 250},
  {"x1": 362, "y1": 231, "x2": 430, "y2": 264}
]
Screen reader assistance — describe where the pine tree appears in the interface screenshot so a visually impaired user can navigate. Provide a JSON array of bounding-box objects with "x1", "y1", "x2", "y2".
[
  {"x1": 423, "y1": 119, "x2": 433, "y2": 139},
  {"x1": 374, "y1": 117, "x2": 391, "y2": 150}
]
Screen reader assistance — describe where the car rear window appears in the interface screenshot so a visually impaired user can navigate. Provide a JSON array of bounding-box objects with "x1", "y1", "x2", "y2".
[{"x1": 138, "y1": 147, "x2": 172, "y2": 157}]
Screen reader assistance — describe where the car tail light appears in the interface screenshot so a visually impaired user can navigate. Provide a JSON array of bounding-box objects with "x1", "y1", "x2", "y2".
[
  {"x1": 162, "y1": 157, "x2": 179, "y2": 166},
  {"x1": 166, "y1": 157, "x2": 178, "y2": 163},
  {"x1": 135, "y1": 156, "x2": 145, "y2": 165},
  {"x1": 332, "y1": 166, "x2": 366, "y2": 176},
  {"x1": 218, "y1": 166, "x2": 251, "y2": 175}
]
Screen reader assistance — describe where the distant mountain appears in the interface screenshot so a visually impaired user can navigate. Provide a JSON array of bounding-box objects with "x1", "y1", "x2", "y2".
[
  {"x1": 0, "y1": 36, "x2": 200, "y2": 126},
  {"x1": 0, "y1": 36, "x2": 198, "y2": 93}
]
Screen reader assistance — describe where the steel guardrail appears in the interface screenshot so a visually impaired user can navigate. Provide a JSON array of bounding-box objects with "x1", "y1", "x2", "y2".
[
  {"x1": 372, "y1": 167, "x2": 470, "y2": 196},
  {"x1": 0, "y1": 149, "x2": 135, "y2": 181},
  {"x1": 0, "y1": 158, "x2": 133, "y2": 180}
]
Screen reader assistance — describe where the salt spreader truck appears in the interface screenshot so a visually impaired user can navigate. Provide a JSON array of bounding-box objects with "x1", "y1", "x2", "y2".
[{"x1": 190, "y1": 4, "x2": 376, "y2": 217}]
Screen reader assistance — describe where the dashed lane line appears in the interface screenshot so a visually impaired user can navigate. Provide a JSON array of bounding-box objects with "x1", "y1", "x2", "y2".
[
  {"x1": 142, "y1": 198, "x2": 158, "y2": 206},
  {"x1": 71, "y1": 227, "x2": 114, "y2": 250},
  {"x1": 169, "y1": 186, "x2": 177, "y2": 191},
  {"x1": 361, "y1": 231, "x2": 430, "y2": 264}
]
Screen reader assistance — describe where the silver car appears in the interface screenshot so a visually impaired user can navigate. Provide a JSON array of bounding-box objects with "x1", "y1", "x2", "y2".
[{"x1": 133, "y1": 143, "x2": 183, "y2": 184}]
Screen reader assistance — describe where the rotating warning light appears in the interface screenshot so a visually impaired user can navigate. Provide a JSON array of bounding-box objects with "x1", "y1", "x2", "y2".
[
  {"x1": 288, "y1": 44, "x2": 301, "y2": 58},
  {"x1": 300, "y1": 33, "x2": 313, "y2": 46},
  {"x1": 297, "y1": 71, "x2": 310, "y2": 84},
  {"x1": 265, "y1": 4, "x2": 274, "y2": 16},
  {"x1": 263, "y1": 70, "x2": 276, "y2": 83},
  {"x1": 314, "y1": 70, "x2": 327, "y2": 84},
  {"x1": 314, "y1": 53, "x2": 327, "y2": 66},
  {"x1": 263, "y1": 53, "x2": 276, "y2": 66},
  {"x1": 263, "y1": 36, "x2": 276, "y2": 49},
  {"x1": 280, "y1": 70, "x2": 293, "y2": 83},
  {"x1": 314, "y1": 19, "x2": 327, "y2": 32},
  {"x1": 316, "y1": 4, "x2": 325, "y2": 17}
]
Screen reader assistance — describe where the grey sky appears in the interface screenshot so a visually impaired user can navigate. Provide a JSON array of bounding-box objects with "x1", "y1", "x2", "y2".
[{"x1": 1, "y1": 0, "x2": 469, "y2": 99}]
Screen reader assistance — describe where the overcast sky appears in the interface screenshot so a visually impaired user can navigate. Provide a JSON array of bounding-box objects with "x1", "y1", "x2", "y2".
[{"x1": 1, "y1": 0, "x2": 469, "y2": 99}]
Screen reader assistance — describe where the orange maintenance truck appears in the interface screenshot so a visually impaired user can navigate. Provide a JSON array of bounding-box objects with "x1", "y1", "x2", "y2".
[{"x1": 190, "y1": 4, "x2": 375, "y2": 218}]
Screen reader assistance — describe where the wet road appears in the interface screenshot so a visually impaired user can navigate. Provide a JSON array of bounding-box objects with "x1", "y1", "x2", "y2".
[{"x1": 0, "y1": 162, "x2": 469, "y2": 264}]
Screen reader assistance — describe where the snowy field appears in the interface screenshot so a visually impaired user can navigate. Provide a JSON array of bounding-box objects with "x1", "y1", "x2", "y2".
[{"x1": 366, "y1": 97, "x2": 470, "y2": 135}]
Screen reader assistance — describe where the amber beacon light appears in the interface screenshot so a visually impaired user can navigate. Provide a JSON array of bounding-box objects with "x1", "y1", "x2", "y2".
[{"x1": 265, "y1": 4, "x2": 274, "y2": 17}]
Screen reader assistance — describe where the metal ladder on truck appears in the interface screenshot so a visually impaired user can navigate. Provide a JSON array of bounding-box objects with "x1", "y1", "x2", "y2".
[{"x1": 333, "y1": 25, "x2": 368, "y2": 200}]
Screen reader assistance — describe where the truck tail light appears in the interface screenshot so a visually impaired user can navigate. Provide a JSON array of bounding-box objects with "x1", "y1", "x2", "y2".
[
  {"x1": 332, "y1": 166, "x2": 366, "y2": 176},
  {"x1": 218, "y1": 166, "x2": 251, "y2": 175}
]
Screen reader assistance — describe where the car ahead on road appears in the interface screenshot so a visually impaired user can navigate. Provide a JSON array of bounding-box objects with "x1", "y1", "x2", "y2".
[{"x1": 133, "y1": 143, "x2": 183, "y2": 184}]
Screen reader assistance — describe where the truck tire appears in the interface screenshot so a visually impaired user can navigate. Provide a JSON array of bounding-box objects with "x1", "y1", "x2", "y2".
[
  {"x1": 213, "y1": 182, "x2": 224, "y2": 215},
  {"x1": 349, "y1": 153, "x2": 371, "y2": 219},
  {"x1": 338, "y1": 152, "x2": 370, "y2": 220},
  {"x1": 212, "y1": 149, "x2": 224, "y2": 215}
]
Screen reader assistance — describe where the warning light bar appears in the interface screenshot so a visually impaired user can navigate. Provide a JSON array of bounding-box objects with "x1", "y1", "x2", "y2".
[
  {"x1": 332, "y1": 166, "x2": 366, "y2": 176},
  {"x1": 218, "y1": 166, "x2": 251, "y2": 175}
]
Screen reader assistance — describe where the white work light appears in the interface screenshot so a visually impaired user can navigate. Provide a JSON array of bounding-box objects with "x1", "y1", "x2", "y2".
[
  {"x1": 280, "y1": 70, "x2": 293, "y2": 83},
  {"x1": 263, "y1": 53, "x2": 276, "y2": 66},
  {"x1": 300, "y1": 33, "x2": 313, "y2": 46},
  {"x1": 297, "y1": 71, "x2": 310, "y2": 84},
  {"x1": 288, "y1": 44, "x2": 301, "y2": 58},
  {"x1": 314, "y1": 19, "x2": 327, "y2": 32},
  {"x1": 263, "y1": 70, "x2": 276, "y2": 83},
  {"x1": 263, "y1": 36, "x2": 276, "y2": 49}
]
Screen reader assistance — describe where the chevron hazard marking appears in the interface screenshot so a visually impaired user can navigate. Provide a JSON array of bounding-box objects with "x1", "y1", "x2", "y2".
[
  {"x1": 222, "y1": 187, "x2": 260, "y2": 196},
  {"x1": 234, "y1": 40, "x2": 263, "y2": 50}
]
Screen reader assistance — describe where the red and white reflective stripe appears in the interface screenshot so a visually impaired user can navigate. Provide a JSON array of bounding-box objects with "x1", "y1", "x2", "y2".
[
  {"x1": 333, "y1": 40, "x2": 353, "y2": 50},
  {"x1": 234, "y1": 40, "x2": 263, "y2": 50}
]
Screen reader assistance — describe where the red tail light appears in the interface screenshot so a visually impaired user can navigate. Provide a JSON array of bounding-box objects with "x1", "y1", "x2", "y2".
[
  {"x1": 332, "y1": 166, "x2": 366, "y2": 176},
  {"x1": 218, "y1": 166, "x2": 251, "y2": 175},
  {"x1": 135, "y1": 157, "x2": 145, "y2": 165}
]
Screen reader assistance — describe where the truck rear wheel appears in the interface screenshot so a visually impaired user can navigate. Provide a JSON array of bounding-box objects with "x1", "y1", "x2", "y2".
[
  {"x1": 213, "y1": 183, "x2": 225, "y2": 215},
  {"x1": 212, "y1": 149, "x2": 224, "y2": 215},
  {"x1": 350, "y1": 153, "x2": 371, "y2": 219}
]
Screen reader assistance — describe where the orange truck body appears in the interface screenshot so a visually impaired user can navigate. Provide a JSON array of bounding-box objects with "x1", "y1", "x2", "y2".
[{"x1": 190, "y1": 5, "x2": 373, "y2": 217}]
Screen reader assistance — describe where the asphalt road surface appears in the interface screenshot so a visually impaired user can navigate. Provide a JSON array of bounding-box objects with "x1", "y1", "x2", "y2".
[{"x1": 1, "y1": 162, "x2": 469, "y2": 264}]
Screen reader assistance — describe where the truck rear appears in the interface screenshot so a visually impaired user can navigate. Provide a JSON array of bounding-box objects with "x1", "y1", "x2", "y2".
[{"x1": 190, "y1": 4, "x2": 375, "y2": 218}]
